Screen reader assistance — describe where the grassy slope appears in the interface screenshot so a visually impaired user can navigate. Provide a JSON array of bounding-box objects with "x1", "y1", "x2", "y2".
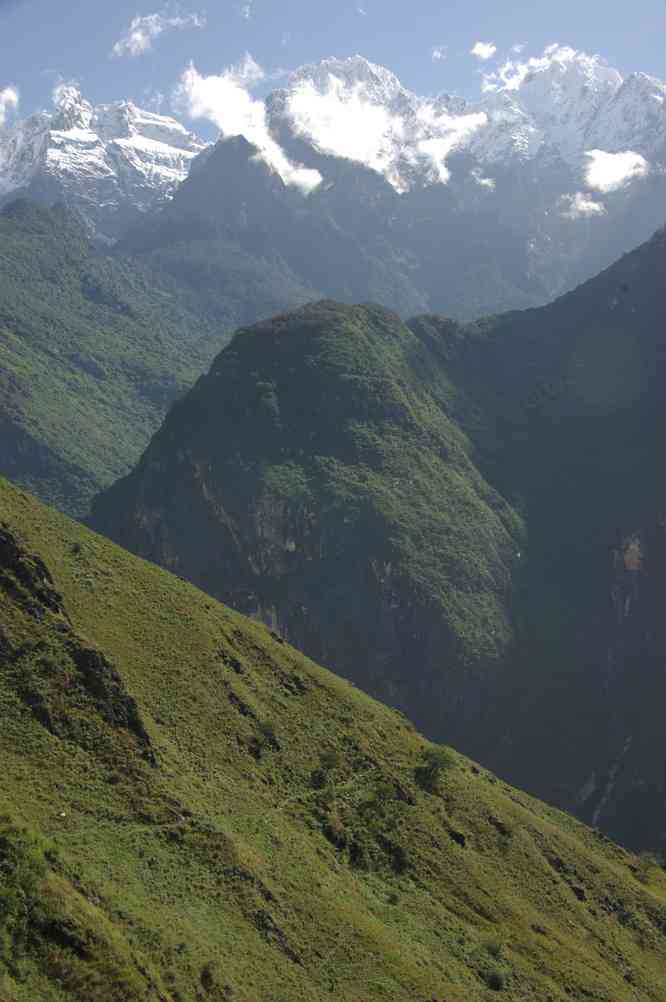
[{"x1": 1, "y1": 476, "x2": 666, "y2": 1001}]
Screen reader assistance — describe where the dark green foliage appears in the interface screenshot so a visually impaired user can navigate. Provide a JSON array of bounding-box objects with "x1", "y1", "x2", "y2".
[
  {"x1": 92, "y1": 301, "x2": 524, "y2": 747},
  {"x1": 0, "y1": 820, "x2": 48, "y2": 966},
  {"x1": 483, "y1": 968, "x2": 507, "y2": 991},
  {"x1": 0, "y1": 200, "x2": 227, "y2": 514},
  {"x1": 414, "y1": 747, "x2": 456, "y2": 793}
]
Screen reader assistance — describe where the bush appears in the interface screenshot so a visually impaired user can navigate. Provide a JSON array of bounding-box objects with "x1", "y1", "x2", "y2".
[
  {"x1": 0, "y1": 819, "x2": 48, "y2": 964},
  {"x1": 484, "y1": 937, "x2": 504, "y2": 959},
  {"x1": 635, "y1": 851, "x2": 663, "y2": 884},
  {"x1": 414, "y1": 747, "x2": 455, "y2": 793},
  {"x1": 483, "y1": 967, "x2": 506, "y2": 991},
  {"x1": 311, "y1": 749, "x2": 340, "y2": 789}
]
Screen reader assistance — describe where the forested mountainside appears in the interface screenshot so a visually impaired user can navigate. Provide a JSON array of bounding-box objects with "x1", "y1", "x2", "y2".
[
  {"x1": 2, "y1": 476, "x2": 666, "y2": 1001},
  {"x1": 91, "y1": 300, "x2": 524, "y2": 749},
  {"x1": 92, "y1": 226, "x2": 666, "y2": 854},
  {"x1": 0, "y1": 200, "x2": 315, "y2": 515}
]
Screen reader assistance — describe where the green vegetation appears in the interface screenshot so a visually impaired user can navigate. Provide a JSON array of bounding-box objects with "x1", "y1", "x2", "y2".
[
  {"x1": 2, "y1": 476, "x2": 666, "y2": 999},
  {"x1": 0, "y1": 200, "x2": 315, "y2": 516},
  {"x1": 92, "y1": 301, "x2": 524, "y2": 747},
  {"x1": 414, "y1": 746, "x2": 456, "y2": 793},
  {"x1": 91, "y1": 229, "x2": 666, "y2": 854}
]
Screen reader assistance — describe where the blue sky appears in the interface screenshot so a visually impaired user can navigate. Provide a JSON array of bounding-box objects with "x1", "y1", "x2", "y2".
[{"x1": 1, "y1": 0, "x2": 666, "y2": 125}]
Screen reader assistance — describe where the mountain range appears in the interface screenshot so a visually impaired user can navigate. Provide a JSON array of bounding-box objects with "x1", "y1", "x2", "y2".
[
  {"x1": 2, "y1": 46, "x2": 666, "y2": 311},
  {"x1": 3, "y1": 43, "x2": 666, "y2": 995}
]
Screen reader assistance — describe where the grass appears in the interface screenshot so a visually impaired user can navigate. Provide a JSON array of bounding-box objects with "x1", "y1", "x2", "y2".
[{"x1": 1, "y1": 475, "x2": 666, "y2": 1000}]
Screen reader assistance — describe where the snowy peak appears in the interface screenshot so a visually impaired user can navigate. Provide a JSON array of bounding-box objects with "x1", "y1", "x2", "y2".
[
  {"x1": 287, "y1": 55, "x2": 410, "y2": 108},
  {"x1": 0, "y1": 86, "x2": 206, "y2": 237},
  {"x1": 51, "y1": 84, "x2": 94, "y2": 132},
  {"x1": 269, "y1": 44, "x2": 666, "y2": 193}
]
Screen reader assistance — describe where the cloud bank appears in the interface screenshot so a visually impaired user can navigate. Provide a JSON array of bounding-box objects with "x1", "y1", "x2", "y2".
[
  {"x1": 0, "y1": 85, "x2": 18, "y2": 126},
  {"x1": 175, "y1": 58, "x2": 322, "y2": 193},
  {"x1": 584, "y1": 150, "x2": 648, "y2": 192},
  {"x1": 113, "y1": 11, "x2": 206, "y2": 58},
  {"x1": 286, "y1": 76, "x2": 406, "y2": 180}
]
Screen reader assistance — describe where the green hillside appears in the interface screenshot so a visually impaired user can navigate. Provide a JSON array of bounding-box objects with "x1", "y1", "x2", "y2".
[
  {"x1": 91, "y1": 301, "x2": 524, "y2": 746},
  {"x1": 0, "y1": 200, "x2": 315, "y2": 517},
  {"x1": 91, "y1": 231, "x2": 666, "y2": 854},
  {"x1": 2, "y1": 476, "x2": 666, "y2": 1000}
]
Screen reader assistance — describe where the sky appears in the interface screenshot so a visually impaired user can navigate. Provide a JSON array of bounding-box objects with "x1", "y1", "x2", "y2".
[{"x1": 1, "y1": 0, "x2": 666, "y2": 130}]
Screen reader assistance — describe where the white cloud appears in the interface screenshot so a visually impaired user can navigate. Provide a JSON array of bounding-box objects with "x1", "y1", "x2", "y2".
[
  {"x1": 228, "y1": 52, "x2": 266, "y2": 86},
  {"x1": 560, "y1": 192, "x2": 607, "y2": 218},
  {"x1": 286, "y1": 74, "x2": 405, "y2": 181},
  {"x1": 511, "y1": 43, "x2": 525, "y2": 55},
  {"x1": 357, "y1": 5, "x2": 367, "y2": 14},
  {"x1": 416, "y1": 104, "x2": 487, "y2": 183},
  {"x1": 0, "y1": 86, "x2": 19, "y2": 126},
  {"x1": 471, "y1": 41, "x2": 497, "y2": 61},
  {"x1": 112, "y1": 11, "x2": 206, "y2": 58},
  {"x1": 431, "y1": 46, "x2": 447, "y2": 62},
  {"x1": 240, "y1": 2, "x2": 253, "y2": 19},
  {"x1": 584, "y1": 149, "x2": 648, "y2": 192},
  {"x1": 471, "y1": 167, "x2": 496, "y2": 190},
  {"x1": 174, "y1": 60, "x2": 322, "y2": 194},
  {"x1": 282, "y1": 69, "x2": 488, "y2": 190}
]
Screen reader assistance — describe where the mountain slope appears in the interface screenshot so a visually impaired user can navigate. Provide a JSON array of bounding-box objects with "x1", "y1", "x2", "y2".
[
  {"x1": 0, "y1": 199, "x2": 316, "y2": 516},
  {"x1": 0, "y1": 200, "x2": 221, "y2": 515},
  {"x1": 90, "y1": 300, "x2": 524, "y2": 746},
  {"x1": 412, "y1": 224, "x2": 666, "y2": 852},
  {"x1": 91, "y1": 227, "x2": 666, "y2": 853},
  {"x1": 3, "y1": 475, "x2": 666, "y2": 1000}
]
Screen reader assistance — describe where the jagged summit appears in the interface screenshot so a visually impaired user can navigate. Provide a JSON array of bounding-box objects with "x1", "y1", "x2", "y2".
[
  {"x1": 0, "y1": 84, "x2": 206, "y2": 239},
  {"x1": 287, "y1": 54, "x2": 410, "y2": 106},
  {"x1": 272, "y1": 44, "x2": 666, "y2": 191}
]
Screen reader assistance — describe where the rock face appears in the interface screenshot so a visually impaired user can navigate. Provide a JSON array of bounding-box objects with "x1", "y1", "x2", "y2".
[
  {"x1": 91, "y1": 301, "x2": 523, "y2": 747},
  {"x1": 92, "y1": 229, "x2": 666, "y2": 852},
  {"x1": 0, "y1": 85, "x2": 205, "y2": 240}
]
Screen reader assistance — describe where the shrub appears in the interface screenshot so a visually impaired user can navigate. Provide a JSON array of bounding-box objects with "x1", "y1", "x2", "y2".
[
  {"x1": 485, "y1": 937, "x2": 504, "y2": 959},
  {"x1": 0, "y1": 819, "x2": 48, "y2": 964},
  {"x1": 635, "y1": 851, "x2": 663, "y2": 884},
  {"x1": 483, "y1": 967, "x2": 506, "y2": 991},
  {"x1": 311, "y1": 749, "x2": 340, "y2": 788},
  {"x1": 414, "y1": 746, "x2": 455, "y2": 793}
]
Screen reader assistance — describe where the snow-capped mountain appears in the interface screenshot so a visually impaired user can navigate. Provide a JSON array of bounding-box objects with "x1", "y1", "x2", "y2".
[
  {"x1": 2, "y1": 45, "x2": 665, "y2": 314},
  {"x1": 269, "y1": 46, "x2": 666, "y2": 199},
  {"x1": 0, "y1": 85, "x2": 205, "y2": 239}
]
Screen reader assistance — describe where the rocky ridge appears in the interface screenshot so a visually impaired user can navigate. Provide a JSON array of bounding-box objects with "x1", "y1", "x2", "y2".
[{"x1": 0, "y1": 84, "x2": 206, "y2": 239}]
